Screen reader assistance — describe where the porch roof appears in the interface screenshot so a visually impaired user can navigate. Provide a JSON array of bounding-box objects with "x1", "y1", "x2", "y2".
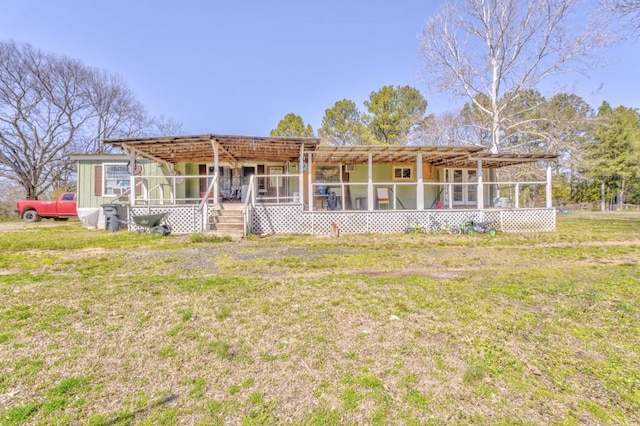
[
  {"x1": 104, "y1": 134, "x2": 321, "y2": 164},
  {"x1": 104, "y1": 134, "x2": 557, "y2": 168},
  {"x1": 310, "y1": 145, "x2": 557, "y2": 168}
]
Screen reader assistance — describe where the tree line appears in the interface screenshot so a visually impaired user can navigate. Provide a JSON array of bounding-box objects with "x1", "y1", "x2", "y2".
[{"x1": 271, "y1": 86, "x2": 639, "y2": 207}]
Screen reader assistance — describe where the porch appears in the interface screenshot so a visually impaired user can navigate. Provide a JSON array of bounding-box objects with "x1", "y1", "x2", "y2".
[
  {"x1": 103, "y1": 134, "x2": 558, "y2": 236},
  {"x1": 116, "y1": 171, "x2": 556, "y2": 235}
]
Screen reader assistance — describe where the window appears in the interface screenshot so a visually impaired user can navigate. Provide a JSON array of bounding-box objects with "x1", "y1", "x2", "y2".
[
  {"x1": 103, "y1": 164, "x2": 130, "y2": 196},
  {"x1": 447, "y1": 169, "x2": 478, "y2": 205},
  {"x1": 315, "y1": 164, "x2": 341, "y2": 194},
  {"x1": 392, "y1": 165, "x2": 413, "y2": 181},
  {"x1": 62, "y1": 193, "x2": 76, "y2": 201}
]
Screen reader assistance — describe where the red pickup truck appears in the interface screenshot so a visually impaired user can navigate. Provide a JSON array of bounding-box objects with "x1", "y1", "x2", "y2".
[{"x1": 16, "y1": 192, "x2": 77, "y2": 223}]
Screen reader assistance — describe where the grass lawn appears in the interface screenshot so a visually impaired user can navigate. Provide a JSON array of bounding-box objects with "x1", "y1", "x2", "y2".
[{"x1": 0, "y1": 211, "x2": 639, "y2": 425}]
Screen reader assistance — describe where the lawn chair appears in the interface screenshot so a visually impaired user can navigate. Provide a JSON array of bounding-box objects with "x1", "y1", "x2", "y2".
[{"x1": 377, "y1": 187, "x2": 390, "y2": 209}]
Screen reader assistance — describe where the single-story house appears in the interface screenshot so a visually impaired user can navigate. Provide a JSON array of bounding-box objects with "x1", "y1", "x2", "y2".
[{"x1": 72, "y1": 134, "x2": 558, "y2": 237}]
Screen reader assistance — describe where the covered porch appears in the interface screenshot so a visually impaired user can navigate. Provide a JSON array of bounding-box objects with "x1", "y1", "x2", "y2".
[{"x1": 104, "y1": 134, "x2": 558, "y2": 235}]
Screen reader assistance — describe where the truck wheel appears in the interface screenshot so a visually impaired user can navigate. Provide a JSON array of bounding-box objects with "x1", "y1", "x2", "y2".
[{"x1": 23, "y1": 210, "x2": 41, "y2": 223}]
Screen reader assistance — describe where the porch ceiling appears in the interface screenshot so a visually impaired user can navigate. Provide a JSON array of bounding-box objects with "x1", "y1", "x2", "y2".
[
  {"x1": 310, "y1": 145, "x2": 483, "y2": 164},
  {"x1": 104, "y1": 134, "x2": 321, "y2": 164}
]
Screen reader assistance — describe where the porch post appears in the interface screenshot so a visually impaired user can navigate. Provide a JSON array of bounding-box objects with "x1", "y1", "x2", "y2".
[
  {"x1": 447, "y1": 170, "x2": 453, "y2": 209},
  {"x1": 299, "y1": 144, "x2": 304, "y2": 206},
  {"x1": 416, "y1": 153, "x2": 424, "y2": 210},
  {"x1": 128, "y1": 149, "x2": 136, "y2": 206},
  {"x1": 367, "y1": 153, "x2": 374, "y2": 211},
  {"x1": 213, "y1": 142, "x2": 219, "y2": 205},
  {"x1": 308, "y1": 152, "x2": 313, "y2": 212},
  {"x1": 477, "y1": 160, "x2": 484, "y2": 209},
  {"x1": 546, "y1": 163, "x2": 552, "y2": 208}
]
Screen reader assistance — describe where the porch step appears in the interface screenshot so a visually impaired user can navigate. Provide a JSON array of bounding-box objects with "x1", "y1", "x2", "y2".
[
  {"x1": 204, "y1": 229, "x2": 245, "y2": 240},
  {"x1": 212, "y1": 202, "x2": 244, "y2": 211},
  {"x1": 209, "y1": 204, "x2": 245, "y2": 238}
]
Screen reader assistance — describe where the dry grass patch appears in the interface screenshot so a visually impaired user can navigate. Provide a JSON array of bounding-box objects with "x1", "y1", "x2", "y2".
[{"x1": 0, "y1": 213, "x2": 639, "y2": 424}]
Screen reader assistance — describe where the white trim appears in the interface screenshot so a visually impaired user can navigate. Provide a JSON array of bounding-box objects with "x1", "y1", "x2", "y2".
[
  {"x1": 102, "y1": 163, "x2": 130, "y2": 197},
  {"x1": 392, "y1": 165, "x2": 413, "y2": 181},
  {"x1": 416, "y1": 153, "x2": 424, "y2": 210}
]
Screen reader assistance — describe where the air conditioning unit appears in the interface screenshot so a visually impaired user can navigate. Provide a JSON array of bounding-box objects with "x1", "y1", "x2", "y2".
[{"x1": 345, "y1": 163, "x2": 355, "y2": 173}]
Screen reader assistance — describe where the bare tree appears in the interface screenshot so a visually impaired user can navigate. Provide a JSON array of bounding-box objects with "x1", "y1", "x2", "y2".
[
  {"x1": 0, "y1": 41, "x2": 173, "y2": 199},
  {"x1": 419, "y1": 0, "x2": 608, "y2": 153},
  {"x1": 79, "y1": 70, "x2": 147, "y2": 154},
  {"x1": 147, "y1": 114, "x2": 184, "y2": 136},
  {"x1": 604, "y1": 0, "x2": 640, "y2": 32},
  {"x1": 0, "y1": 41, "x2": 93, "y2": 199}
]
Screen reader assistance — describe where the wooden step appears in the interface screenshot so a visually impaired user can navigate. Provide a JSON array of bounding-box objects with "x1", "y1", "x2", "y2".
[
  {"x1": 208, "y1": 205, "x2": 246, "y2": 238},
  {"x1": 203, "y1": 230, "x2": 244, "y2": 241}
]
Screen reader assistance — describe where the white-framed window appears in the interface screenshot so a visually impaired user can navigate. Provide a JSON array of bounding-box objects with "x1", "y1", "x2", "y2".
[
  {"x1": 392, "y1": 165, "x2": 413, "y2": 181},
  {"x1": 103, "y1": 163, "x2": 130, "y2": 196}
]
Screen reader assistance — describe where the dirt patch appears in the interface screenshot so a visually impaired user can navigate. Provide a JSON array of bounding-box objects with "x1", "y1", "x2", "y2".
[{"x1": 0, "y1": 220, "x2": 62, "y2": 231}]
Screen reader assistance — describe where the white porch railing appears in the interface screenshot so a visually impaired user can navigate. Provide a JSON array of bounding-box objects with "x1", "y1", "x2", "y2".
[
  {"x1": 124, "y1": 173, "x2": 552, "y2": 211},
  {"x1": 242, "y1": 174, "x2": 255, "y2": 237},
  {"x1": 198, "y1": 175, "x2": 218, "y2": 231}
]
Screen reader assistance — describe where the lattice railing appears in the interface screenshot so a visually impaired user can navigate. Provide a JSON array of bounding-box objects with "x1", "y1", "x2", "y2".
[
  {"x1": 129, "y1": 205, "x2": 203, "y2": 234},
  {"x1": 251, "y1": 206, "x2": 556, "y2": 235},
  {"x1": 125, "y1": 205, "x2": 555, "y2": 235}
]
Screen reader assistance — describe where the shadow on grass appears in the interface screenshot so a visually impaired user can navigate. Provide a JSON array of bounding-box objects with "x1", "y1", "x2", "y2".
[{"x1": 102, "y1": 394, "x2": 178, "y2": 425}]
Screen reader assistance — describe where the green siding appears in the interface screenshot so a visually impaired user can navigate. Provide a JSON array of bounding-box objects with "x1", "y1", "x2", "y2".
[
  {"x1": 76, "y1": 159, "x2": 169, "y2": 208},
  {"x1": 345, "y1": 163, "x2": 438, "y2": 209}
]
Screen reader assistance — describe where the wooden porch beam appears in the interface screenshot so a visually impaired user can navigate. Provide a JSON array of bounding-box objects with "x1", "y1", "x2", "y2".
[
  {"x1": 121, "y1": 143, "x2": 173, "y2": 170},
  {"x1": 212, "y1": 139, "x2": 238, "y2": 165}
]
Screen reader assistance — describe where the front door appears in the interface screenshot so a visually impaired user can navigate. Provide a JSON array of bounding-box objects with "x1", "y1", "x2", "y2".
[
  {"x1": 268, "y1": 166, "x2": 284, "y2": 200},
  {"x1": 450, "y1": 169, "x2": 478, "y2": 206}
]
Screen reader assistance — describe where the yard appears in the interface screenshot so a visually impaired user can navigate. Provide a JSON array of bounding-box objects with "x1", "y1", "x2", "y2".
[{"x1": 1, "y1": 212, "x2": 639, "y2": 425}]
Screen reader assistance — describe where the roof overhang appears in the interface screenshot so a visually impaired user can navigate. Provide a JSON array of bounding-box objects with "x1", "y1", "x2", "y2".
[
  {"x1": 103, "y1": 134, "x2": 557, "y2": 168},
  {"x1": 309, "y1": 145, "x2": 556, "y2": 168},
  {"x1": 70, "y1": 154, "x2": 129, "y2": 161},
  {"x1": 104, "y1": 134, "x2": 321, "y2": 164}
]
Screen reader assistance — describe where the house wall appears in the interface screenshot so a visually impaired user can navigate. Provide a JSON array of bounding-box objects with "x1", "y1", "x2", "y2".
[
  {"x1": 346, "y1": 163, "x2": 439, "y2": 209},
  {"x1": 76, "y1": 158, "x2": 168, "y2": 208}
]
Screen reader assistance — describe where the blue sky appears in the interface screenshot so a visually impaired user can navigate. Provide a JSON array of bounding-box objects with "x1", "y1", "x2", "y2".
[{"x1": 0, "y1": 0, "x2": 637, "y2": 136}]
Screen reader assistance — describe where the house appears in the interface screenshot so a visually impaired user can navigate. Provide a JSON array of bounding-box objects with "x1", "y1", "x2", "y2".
[{"x1": 72, "y1": 134, "x2": 558, "y2": 237}]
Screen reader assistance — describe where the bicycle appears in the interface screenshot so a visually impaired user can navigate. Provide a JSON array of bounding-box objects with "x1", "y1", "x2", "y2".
[
  {"x1": 428, "y1": 215, "x2": 460, "y2": 235},
  {"x1": 404, "y1": 223, "x2": 426, "y2": 234}
]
